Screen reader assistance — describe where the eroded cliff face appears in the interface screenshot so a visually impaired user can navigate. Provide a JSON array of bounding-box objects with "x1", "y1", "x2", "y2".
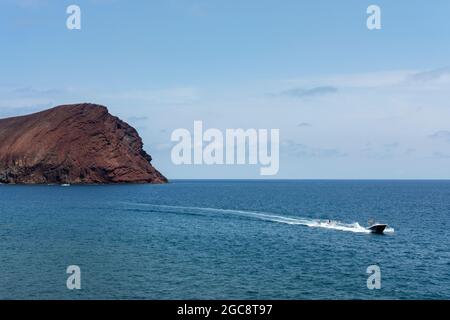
[{"x1": 0, "y1": 103, "x2": 168, "y2": 184}]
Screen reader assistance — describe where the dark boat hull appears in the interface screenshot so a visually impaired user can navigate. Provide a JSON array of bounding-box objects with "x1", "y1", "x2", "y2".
[{"x1": 368, "y1": 224, "x2": 387, "y2": 234}]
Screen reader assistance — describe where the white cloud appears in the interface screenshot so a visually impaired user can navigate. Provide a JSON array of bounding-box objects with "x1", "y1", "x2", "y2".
[
  {"x1": 409, "y1": 67, "x2": 450, "y2": 82},
  {"x1": 2, "y1": 66, "x2": 450, "y2": 178},
  {"x1": 281, "y1": 140, "x2": 347, "y2": 159},
  {"x1": 278, "y1": 86, "x2": 338, "y2": 98},
  {"x1": 429, "y1": 131, "x2": 450, "y2": 142}
]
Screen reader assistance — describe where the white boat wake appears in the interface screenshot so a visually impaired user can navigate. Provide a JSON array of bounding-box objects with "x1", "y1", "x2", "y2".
[{"x1": 122, "y1": 203, "x2": 395, "y2": 234}]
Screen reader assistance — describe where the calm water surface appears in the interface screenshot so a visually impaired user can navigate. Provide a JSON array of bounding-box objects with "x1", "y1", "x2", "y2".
[{"x1": 0, "y1": 180, "x2": 449, "y2": 299}]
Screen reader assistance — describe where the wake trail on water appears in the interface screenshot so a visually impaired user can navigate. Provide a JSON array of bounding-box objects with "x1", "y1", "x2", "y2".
[{"x1": 122, "y1": 203, "x2": 394, "y2": 234}]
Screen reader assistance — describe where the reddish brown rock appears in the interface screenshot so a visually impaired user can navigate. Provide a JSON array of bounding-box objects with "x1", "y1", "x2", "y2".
[{"x1": 0, "y1": 103, "x2": 168, "y2": 184}]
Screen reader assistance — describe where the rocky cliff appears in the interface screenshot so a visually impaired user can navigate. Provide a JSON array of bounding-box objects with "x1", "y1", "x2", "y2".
[{"x1": 0, "y1": 103, "x2": 167, "y2": 184}]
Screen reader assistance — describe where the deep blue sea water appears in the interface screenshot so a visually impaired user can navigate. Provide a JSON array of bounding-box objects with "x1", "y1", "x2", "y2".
[{"x1": 0, "y1": 180, "x2": 449, "y2": 300}]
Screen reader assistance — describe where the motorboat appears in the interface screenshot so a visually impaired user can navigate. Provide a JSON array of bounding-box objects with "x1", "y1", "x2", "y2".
[{"x1": 367, "y1": 224, "x2": 387, "y2": 234}]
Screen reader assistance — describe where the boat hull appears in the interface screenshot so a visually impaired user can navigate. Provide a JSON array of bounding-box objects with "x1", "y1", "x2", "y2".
[{"x1": 368, "y1": 224, "x2": 387, "y2": 234}]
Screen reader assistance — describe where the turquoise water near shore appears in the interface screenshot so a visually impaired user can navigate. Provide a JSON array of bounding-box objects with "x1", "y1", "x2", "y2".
[{"x1": 0, "y1": 180, "x2": 449, "y2": 299}]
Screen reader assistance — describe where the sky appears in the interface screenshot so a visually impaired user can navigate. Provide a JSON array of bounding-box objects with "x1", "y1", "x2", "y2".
[{"x1": 1, "y1": 0, "x2": 450, "y2": 179}]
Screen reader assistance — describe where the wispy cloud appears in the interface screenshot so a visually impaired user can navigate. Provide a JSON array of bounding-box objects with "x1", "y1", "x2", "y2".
[
  {"x1": 279, "y1": 86, "x2": 338, "y2": 98},
  {"x1": 127, "y1": 116, "x2": 149, "y2": 122},
  {"x1": 433, "y1": 151, "x2": 450, "y2": 159},
  {"x1": 283, "y1": 70, "x2": 411, "y2": 90},
  {"x1": 282, "y1": 140, "x2": 346, "y2": 159},
  {"x1": 360, "y1": 142, "x2": 406, "y2": 159},
  {"x1": 409, "y1": 67, "x2": 450, "y2": 82},
  {"x1": 282, "y1": 67, "x2": 450, "y2": 92},
  {"x1": 0, "y1": 85, "x2": 73, "y2": 113},
  {"x1": 10, "y1": 86, "x2": 66, "y2": 98},
  {"x1": 384, "y1": 142, "x2": 399, "y2": 149},
  {"x1": 0, "y1": 104, "x2": 52, "y2": 118},
  {"x1": 429, "y1": 130, "x2": 450, "y2": 142}
]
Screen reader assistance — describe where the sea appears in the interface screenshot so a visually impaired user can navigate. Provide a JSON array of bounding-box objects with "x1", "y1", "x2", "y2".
[{"x1": 0, "y1": 180, "x2": 449, "y2": 300}]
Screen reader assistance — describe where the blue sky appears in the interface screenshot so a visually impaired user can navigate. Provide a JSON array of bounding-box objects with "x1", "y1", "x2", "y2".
[{"x1": 1, "y1": 0, "x2": 450, "y2": 179}]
